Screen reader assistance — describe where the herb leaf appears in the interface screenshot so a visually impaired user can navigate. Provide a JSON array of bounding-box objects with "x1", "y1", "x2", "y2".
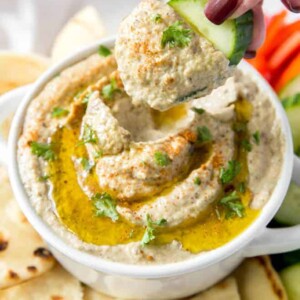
[
  {"x1": 220, "y1": 160, "x2": 241, "y2": 185},
  {"x1": 152, "y1": 13, "x2": 162, "y2": 23},
  {"x1": 192, "y1": 107, "x2": 205, "y2": 115},
  {"x1": 154, "y1": 151, "x2": 171, "y2": 167},
  {"x1": 161, "y1": 21, "x2": 192, "y2": 49},
  {"x1": 141, "y1": 214, "x2": 167, "y2": 246},
  {"x1": 80, "y1": 157, "x2": 94, "y2": 172},
  {"x1": 30, "y1": 142, "x2": 55, "y2": 161},
  {"x1": 241, "y1": 139, "x2": 252, "y2": 152},
  {"x1": 219, "y1": 191, "x2": 245, "y2": 219},
  {"x1": 39, "y1": 174, "x2": 50, "y2": 182},
  {"x1": 79, "y1": 124, "x2": 98, "y2": 145},
  {"x1": 101, "y1": 79, "x2": 120, "y2": 100},
  {"x1": 237, "y1": 182, "x2": 246, "y2": 193},
  {"x1": 194, "y1": 176, "x2": 201, "y2": 185},
  {"x1": 252, "y1": 131, "x2": 260, "y2": 145},
  {"x1": 196, "y1": 126, "x2": 212, "y2": 143},
  {"x1": 98, "y1": 45, "x2": 112, "y2": 57},
  {"x1": 233, "y1": 122, "x2": 247, "y2": 133},
  {"x1": 92, "y1": 192, "x2": 119, "y2": 222},
  {"x1": 51, "y1": 107, "x2": 69, "y2": 118},
  {"x1": 82, "y1": 92, "x2": 93, "y2": 104}
]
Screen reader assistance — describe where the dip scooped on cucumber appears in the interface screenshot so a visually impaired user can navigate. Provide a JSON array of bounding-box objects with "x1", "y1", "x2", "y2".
[{"x1": 115, "y1": 0, "x2": 253, "y2": 111}]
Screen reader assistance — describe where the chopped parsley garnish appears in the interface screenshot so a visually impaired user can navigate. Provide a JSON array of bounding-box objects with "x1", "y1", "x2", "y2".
[
  {"x1": 161, "y1": 21, "x2": 192, "y2": 49},
  {"x1": 51, "y1": 107, "x2": 69, "y2": 118},
  {"x1": 94, "y1": 150, "x2": 103, "y2": 159},
  {"x1": 196, "y1": 126, "x2": 212, "y2": 143},
  {"x1": 82, "y1": 92, "x2": 93, "y2": 104},
  {"x1": 252, "y1": 131, "x2": 261, "y2": 145},
  {"x1": 79, "y1": 124, "x2": 98, "y2": 145},
  {"x1": 154, "y1": 151, "x2": 171, "y2": 167},
  {"x1": 233, "y1": 122, "x2": 247, "y2": 133},
  {"x1": 98, "y1": 45, "x2": 112, "y2": 57},
  {"x1": 92, "y1": 192, "x2": 119, "y2": 222},
  {"x1": 38, "y1": 174, "x2": 50, "y2": 182},
  {"x1": 101, "y1": 78, "x2": 120, "y2": 100},
  {"x1": 237, "y1": 182, "x2": 246, "y2": 193},
  {"x1": 241, "y1": 139, "x2": 252, "y2": 152},
  {"x1": 194, "y1": 176, "x2": 201, "y2": 185},
  {"x1": 152, "y1": 13, "x2": 162, "y2": 23},
  {"x1": 191, "y1": 107, "x2": 205, "y2": 115},
  {"x1": 141, "y1": 214, "x2": 167, "y2": 246},
  {"x1": 219, "y1": 191, "x2": 245, "y2": 219},
  {"x1": 220, "y1": 160, "x2": 241, "y2": 185},
  {"x1": 30, "y1": 142, "x2": 55, "y2": 161},
  {"x1": 80, "y1": 157, "x2": 94, "y2": 172}
]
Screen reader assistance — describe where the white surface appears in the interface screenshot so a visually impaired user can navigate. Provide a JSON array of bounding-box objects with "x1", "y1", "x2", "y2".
[
  {"x1": 0, "y1": 0, "x2": 290, "y2": 55},
  {"x1": 4, "y1": 37, "x2": 299, "y2": 299}
]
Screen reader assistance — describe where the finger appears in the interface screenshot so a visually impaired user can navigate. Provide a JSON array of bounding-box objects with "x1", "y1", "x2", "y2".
[
  {"x1": 231, "y1": 0, "x2": 262, "y2": 18},
  {"x1": 204, "y1": 0, "x2": 240, "y2": 25},
  {"x1": 281, "y1": 0, "x2": 300, "y2": 12},
  {"x1": 247, "y1": 3, "x2": 266, "y2": 52}
]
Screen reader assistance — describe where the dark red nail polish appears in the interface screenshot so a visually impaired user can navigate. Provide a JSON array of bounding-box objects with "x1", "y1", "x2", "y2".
[
  {"x1": 281, "y1": 0, "x2": 300, "y2": 13},
  {"x1": 205, "y1": 0, "x2": 240, "y2": 25},
  {"x1": 244, "y1": 50, "x2": 256, "y2": 59}
]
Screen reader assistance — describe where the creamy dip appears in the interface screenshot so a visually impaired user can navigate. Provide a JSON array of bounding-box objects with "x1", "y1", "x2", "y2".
[
  {"x1": 115, "y1": 0, "x2": 233, "y2": 111},
  {"x1": 18, "y1": 51, "x2": 285, "y2": 264}
]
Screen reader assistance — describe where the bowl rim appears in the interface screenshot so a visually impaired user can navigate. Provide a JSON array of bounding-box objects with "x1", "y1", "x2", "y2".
[{"x1": 8, "y1": 36, "x2": 294, "y2": 278}]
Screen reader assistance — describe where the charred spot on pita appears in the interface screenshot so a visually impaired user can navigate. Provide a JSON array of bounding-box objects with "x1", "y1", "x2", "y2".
[{"x1": 33, "y1": 247, "x2": 53, "y2": 259}]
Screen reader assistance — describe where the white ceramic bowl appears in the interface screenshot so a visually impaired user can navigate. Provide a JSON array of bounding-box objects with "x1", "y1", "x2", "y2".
[{"x1": 3, "y1": 37, "x2": 300, "y2": 299}]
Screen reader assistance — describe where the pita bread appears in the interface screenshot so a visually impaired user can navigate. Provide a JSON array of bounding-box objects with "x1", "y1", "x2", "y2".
[
  {"x1": 82, "y1": 277, "x2": 240, "y2": 300},
  {"x1": 0, "y1": 264, "x2": 83, "y2": 300},
  {"x1": 84, "y1": 286, "x2": 114, "y2": 300},
  {"x1": 188, "y1": 277, "x2": 240, "y2": 300},
  {"x1": 51, "y1": 6, "x2": 106, "y2": 62},
  {"x1": 234, "y1": 256, "x2": 287, "y2": 300},
  {"x1": 0, "y1": 52, "x2": 49, "y2": 95},
  {"x1": 0, "y1": 166, "x2": 55, "y2": 289}
]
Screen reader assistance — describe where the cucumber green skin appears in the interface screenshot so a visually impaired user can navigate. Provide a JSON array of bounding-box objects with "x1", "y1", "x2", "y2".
[
  {"x1": 230, "y1": 11, "x2": 253, "y2": 65},
  {"x1": 275, "y1": 182, "x2": 300, "y2": 225},
  {"x1": 168, "y1": 0, "x2": 253, "y2": 65},
  {"x1": 281, "y1": 94, "x2": 300, "y2": 154},
  {"x1": 280, "y1": 263, "x2": 300, "y2": 300},
  {"x1": 279, "y1": 74, "x2": 300, "y2": 99}
]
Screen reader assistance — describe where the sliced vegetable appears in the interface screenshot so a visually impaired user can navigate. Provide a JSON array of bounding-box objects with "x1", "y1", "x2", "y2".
[
  {"x1": 275, "y1": 53, "x2": 300, "y2": 92},
  {"x1": 168, "y1": 0, "x2": 253, "y2": 65},
  {"x1": 279, "y1": 74, "x2": 300, "y2": 98},
  {"x1": 275, "y1": 182, "x2": 300, "y2": 225},
  {"x1": 281, "y1": 93, "x2": 300, "y2": 153},
  {"x1": 269, "y1": 31, "x2": 300, "y2": 71},
  {"x1": 280, "y1": 263, "x2": 300, "y2": 300}
]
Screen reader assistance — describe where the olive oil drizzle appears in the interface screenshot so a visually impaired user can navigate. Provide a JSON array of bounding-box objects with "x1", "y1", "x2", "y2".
[{"x1": 47, "y1": 98, "x2": 259, "y2": 252}]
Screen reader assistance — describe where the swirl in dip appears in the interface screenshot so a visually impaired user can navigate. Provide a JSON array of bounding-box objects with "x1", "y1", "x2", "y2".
[{"x1": 18, "y1": 48, "x2": 285, "y2": 264}]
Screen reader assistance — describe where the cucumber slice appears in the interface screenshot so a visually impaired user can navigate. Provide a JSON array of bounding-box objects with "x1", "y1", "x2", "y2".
[
  {"x1": 280, "y1": 263, "x2": 300, "y2": 300},
  {"x1": 168, "y1": 0, "x2": 253, "y2": 65},
  {"x1": 275, "y1": 182, "x2": 300, "y2": 225},
  {"x1": 279, "y1": 74, "x2": 300, "y2": 99},
  {"x1": 282, "y1": 93, "x2": 300, "y2": 154}
]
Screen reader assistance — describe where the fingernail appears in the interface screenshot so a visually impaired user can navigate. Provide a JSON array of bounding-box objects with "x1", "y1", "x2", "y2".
[
  {"x1": 205, "y1": 0, "x2": 240, "y2": 25},
  {"x1": 281, "y1": 0, "x2": 300, "y2": 13},
  {"x1": 244, "y1": 50, "x2": 256, "y2": 59}
]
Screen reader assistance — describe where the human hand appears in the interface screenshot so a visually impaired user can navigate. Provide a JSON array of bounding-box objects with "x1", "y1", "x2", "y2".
[{"x1": 204, "y1": 0, "x2": 300, "y2": 58}]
